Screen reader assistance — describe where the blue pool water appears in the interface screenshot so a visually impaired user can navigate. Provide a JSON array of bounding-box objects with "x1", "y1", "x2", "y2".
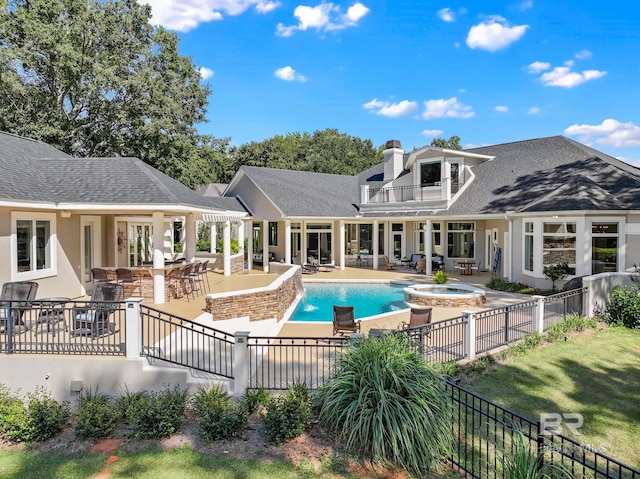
[{"x1": 291, "y1": 283, "x2": 408, "y2": 322}]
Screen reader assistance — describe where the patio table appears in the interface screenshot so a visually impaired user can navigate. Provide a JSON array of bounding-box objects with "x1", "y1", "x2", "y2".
[{"x1": 33, "y1": 297, "x2": 70, "y2": 336}]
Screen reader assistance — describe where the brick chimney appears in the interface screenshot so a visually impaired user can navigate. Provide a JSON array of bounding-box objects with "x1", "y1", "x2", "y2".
[{"x1": 383, "y1": 140, "x2": 404, "y2": 181}]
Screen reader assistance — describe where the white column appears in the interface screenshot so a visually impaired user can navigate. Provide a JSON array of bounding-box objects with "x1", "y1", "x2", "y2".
[
  {"x1": 232, "y1": 331, "x2": 250, "y2": 396},
  {"x1": 247, "y1": 221, "x2": 254, "y2": 269},
  {"x1": 210, "y1": 222, "x2": 217, "y2": 253},
  {"x1": 185, "y1": 214, "x2": 196, "y2": 263},
  {"x1": 237, "y1": 219, "x2": 245, "y2": 260},
  {"x1": 463, "y1": 310, "x2": 476, "y2": 361},
  {"x1": 285, "y1": 220, "x2": 291, "y2": 264},
  {"x1": 125, "y1": 298, "x2": 143, "y2": 359},
  {"x1": 339, "y1": 220, "x2": 345, "y2": 270},
  {"x1": 223, "y1": 220, "x2": 231, "y2": 276},
  {"x1": 301, "y1": 221, "x2": 307, "y2": 266},
  {"x1": 533, "y1": 295, "x2": 545, "y2": 334},
  {"x1": 262, "y1": 220, "x2": 269, "y2": 272},
  {"x1": 152, "y1": 211, "x2": 166, "y2": 304},
  {"x1": 425, "y1": 220, "x2": 433, "y2": 276},
  {"x1": 373, "y1": 220, "x2": 379, "y2": 270}
]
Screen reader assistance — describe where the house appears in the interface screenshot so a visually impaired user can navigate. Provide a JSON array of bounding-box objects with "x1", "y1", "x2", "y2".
[
  {"x1": 224, "y1": 136, "x2": 640, "y2": 289},
  {"x1": 0, "y1": 131, "x2": 247, "y2": 302}
]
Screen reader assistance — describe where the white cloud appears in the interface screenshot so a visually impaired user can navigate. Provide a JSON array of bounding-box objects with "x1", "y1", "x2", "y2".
[
  {"x1": 574, "y1": 49, "x2": 592, "y2": 59},
  {"x1": 564, "y1": 119, "x2": 640, "y2": 148},
  {"x1": 528, "y1": 106, "x2": 541, "y2": 115},
  {"x1": 525, "y1": 61, "x2": 550, "y2": 73},
  {"x1": 345, "y1": 2, "x2": 369, "y2": 23},
  {"x1": 422, "y1": 97, "x2": 475, "y2": 120},
  {"x1": 274, "y1": 66, "x2": 307, "y2": 82},
  {"x1": 539, "y1": 66, "x2": 606, "y2": 88},
  {"x1": 140, "y1": 0, "x2": 281, "y2": 32},
  {"x1": 363, "y1": 98, "x2": 418, "y2": 118},
  {"x1": 466, "y1": 16, "x2": 528, "y2": 52},
  {"x1": 276, "y1": 2, "x2": 369, "y2": 36},
  {"x1": 198, "y1": 66, "x2": 215, "y2": 80},
  {"x1": 422, "y1": 129, "x2": 444, "y2": 137},
  {"x1": 437, "y1": 8, "x2": 455, "y2": 22},
  {"x1": 495, "y1": 105, "x2": 509, "y2": 112},
  {"x1": 255, "y1": 0, "x2": 280, "y2": 13}
]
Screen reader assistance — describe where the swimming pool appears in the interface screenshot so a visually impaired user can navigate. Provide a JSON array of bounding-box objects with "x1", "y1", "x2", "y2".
[{"x1": 291, "y1": 282, "x2": 409, "y2": 322}]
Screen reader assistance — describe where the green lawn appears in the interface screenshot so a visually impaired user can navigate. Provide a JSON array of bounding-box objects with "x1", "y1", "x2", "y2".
[
  {"x1": 0, "y1": 446, "x2": 356, "y2": 479},
  {"x1": 468, "y1": 326, "x2": 640, "y2": 468}
]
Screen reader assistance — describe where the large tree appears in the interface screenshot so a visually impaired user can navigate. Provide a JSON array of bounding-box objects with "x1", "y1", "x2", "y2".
[
  {"x1": 230, "y1": 129, "x2": 383, "y2": 176},
  {"x1": 0, "y1": 0, "x2": 223, "y2": 188},
  {"x1": 430, "y1": 135, "x2": 462, "y2": 150}
]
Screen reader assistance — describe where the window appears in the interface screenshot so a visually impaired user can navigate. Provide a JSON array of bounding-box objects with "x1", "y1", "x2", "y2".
[
  {"x1": 420, "y1": 162, "x2": 441, "y2": 186},
  {"x1": 268, "y1": 221, "x2": 278, "y2": 246},
  {"x1": 543, "y1": 222, "x2": 576, "y2": 274},
  {"x1": 378, "y1": 224, "x2": 385, "y2": 254},
  {"x1": 524, "y1": 222, "x2": 534, "y2": 272},
  {"x1": 451, "y1": 163, "x2": 461, "y2": 193},
  {"x1": 433, "y1": 223, "x2": 442, "y2": 254},
  {"x1": 447, "y1": 222, "x2": 475, "y2": 259},
  {"x1": 591, "y1": 222, "x2": 618, "y2": 273},
  {"x1": 13, "y1": 212, "x2": 56, "y2": 278}
]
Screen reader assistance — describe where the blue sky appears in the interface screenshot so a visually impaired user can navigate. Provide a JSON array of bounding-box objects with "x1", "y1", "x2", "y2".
[{"x1": 140, "y1": 0, "x2": 640, "y2": 165}]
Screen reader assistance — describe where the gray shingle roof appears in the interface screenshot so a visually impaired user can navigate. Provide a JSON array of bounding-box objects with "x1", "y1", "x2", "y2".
[
  {"x1": 448, "y1": 136, "x2": 640, "y2": 215},
  {"x1": 0, "y1": 131, "x2": 247, "y2": 213},
  {"x1": 229, "y1": 136, "x2": 640, "y2": 218},
  {"x1": 238, "y1": 166, "x2": 362, "y2": 217}
]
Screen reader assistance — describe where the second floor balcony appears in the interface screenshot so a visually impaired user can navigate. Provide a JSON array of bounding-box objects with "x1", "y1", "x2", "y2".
[{"x1": 363, "y1": 180, "x2": 464, "y2": 204}]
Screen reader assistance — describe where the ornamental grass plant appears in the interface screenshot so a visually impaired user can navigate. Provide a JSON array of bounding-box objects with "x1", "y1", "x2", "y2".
[{"x1": 318, "y1": 333, "x2": 452, "y2": 478}]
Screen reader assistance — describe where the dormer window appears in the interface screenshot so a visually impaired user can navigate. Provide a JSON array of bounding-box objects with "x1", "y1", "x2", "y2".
[{"x1": 420, "y1": 162, "x2": 441, "y2": 186}]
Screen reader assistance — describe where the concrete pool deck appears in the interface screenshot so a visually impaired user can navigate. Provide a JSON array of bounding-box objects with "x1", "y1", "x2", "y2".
[{"x1": 150, "y1": 265, "x2": 532, "y2": 337}]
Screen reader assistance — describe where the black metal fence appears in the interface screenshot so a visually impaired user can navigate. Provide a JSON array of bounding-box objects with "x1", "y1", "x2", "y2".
[
  {"x1": 446, "y1": 380, "x2": 640, "y2": 478},
  {"x1": 475, "y1": 300, "x2": 537, "y2": 355},
  {"x1": 543, "y1": 287, "x2": 587, "y2": 329},
  {"x1": 246, "y1": 336, "x2": 349, "y2": 390},
  {"x1": 0, "y1": 299, "x2": 126, "y2": 355},
  {"x1": 140, "y1": 306, "x2": 235, "y2": 379},
  {"x1": 406, "y1": 315, "x2": 466, "y2": 364}
]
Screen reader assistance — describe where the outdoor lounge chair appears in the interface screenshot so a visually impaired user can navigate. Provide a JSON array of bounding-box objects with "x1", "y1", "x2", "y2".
[
  {"x1": 402, "y1": 307, "x2": 432, "y2": 331},
  {"x1": 382, "y1": 255, "x2": 396, "y2": 270},
  {"x1": 72, "y1": 282, "x2": 123, "y2": 337},
  {"x1": 0, "y1": 281, "x2": 39, "y2": 332},
  {"x1": 332, "y1": 305, "x2": 360, "y2": 335},
  {"x1": 293, "y1": 257, "x2": 318, "y2": 274},
  {"x1": 409, "y1": 253, "x2": 425, "y2": 269}
]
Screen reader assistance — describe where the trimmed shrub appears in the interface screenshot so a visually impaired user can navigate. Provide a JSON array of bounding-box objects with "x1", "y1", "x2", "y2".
[
  {"x1": 242, "y1": 387, "x2": 271, "y2": 415},
  {"x1": 24, "y1": 387, "x2": 70, "y2": 442},
  {"x1": 262, "y1": 383, "x2": 312, "y2": 446},
  {"x1": 121, "y1": 385, "x2": 188, "y2": 439},
  {"x1": 193, "y1": 386, "x2": 248, "y2": 442},
  {"x1": 486, "y1": 277, "x2": 539, "y2": 294},
  {"x1": 433, "y1": 270, "x2": 448, "y2": 284},
  {"x1": 0, "y1": 385, "x2": 29, "y2": 442},
  {"x1": 318, "y1": 334, "x2": 452, "y2": 478},
  {"x1": 605, "y1": 285, "x2": 640, "y2": 329},
  {"x1": 75, "y1": 389, "x2": 119, "y2": 439}
]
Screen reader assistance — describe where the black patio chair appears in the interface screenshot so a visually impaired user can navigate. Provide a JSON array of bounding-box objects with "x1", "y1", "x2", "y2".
[
  {"x1": 72, "y1": 282, "x2": 123, "y2": 337},
  {"x1": 0, "y1": 281, "x2": 39, "y2": 333},
  {"x1": 332, "y1": 305, "x2": 360, "y2": 336}
]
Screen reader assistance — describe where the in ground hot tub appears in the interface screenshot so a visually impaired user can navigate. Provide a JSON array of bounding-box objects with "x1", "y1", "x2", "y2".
[{"x1": 404, "y1": 283, "x2": 486, "y2": 308}]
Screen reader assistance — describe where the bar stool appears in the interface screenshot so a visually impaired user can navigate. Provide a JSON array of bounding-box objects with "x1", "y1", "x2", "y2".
[{"x1": 115, "y1": 268, "x2": 141, "y2": 296}]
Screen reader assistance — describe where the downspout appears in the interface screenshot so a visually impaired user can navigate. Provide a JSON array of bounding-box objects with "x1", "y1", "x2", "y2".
[{"x1": 505, "y1": 211, "x2": 514, "y2": 282}]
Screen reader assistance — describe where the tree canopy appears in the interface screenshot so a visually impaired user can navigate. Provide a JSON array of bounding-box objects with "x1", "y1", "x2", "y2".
[
  {"x1": 430, "y1": 135, "x2": 462, "y2": 150},
  {"x1": 229, "y1": 129, "x2": 383, "y2": 177},
  {"x1": 0, "y1": 0, "x2": 225, "y2": 188}
]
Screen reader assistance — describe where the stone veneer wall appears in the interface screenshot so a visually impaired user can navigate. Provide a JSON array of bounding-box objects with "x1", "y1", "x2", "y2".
[
  {"x1": 205, "y1": 266, "x2": 300, "y2": 322},
  {"x1": 405, "y1": 293, "x2": 486, "y2": 308}
]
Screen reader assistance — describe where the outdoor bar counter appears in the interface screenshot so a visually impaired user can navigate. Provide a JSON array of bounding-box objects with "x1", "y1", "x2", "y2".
[{"x1": 102, "y1": 265, "x2": 182, "y2": 302}]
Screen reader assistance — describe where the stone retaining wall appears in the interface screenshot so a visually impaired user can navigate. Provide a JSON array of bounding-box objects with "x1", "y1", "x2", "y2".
[
  {"x1": 205, "y1": 266, "x2": 300, "y2": 322},
  {"x1": 405, "y1": 292, "x2": 486, "y2": 308}
]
